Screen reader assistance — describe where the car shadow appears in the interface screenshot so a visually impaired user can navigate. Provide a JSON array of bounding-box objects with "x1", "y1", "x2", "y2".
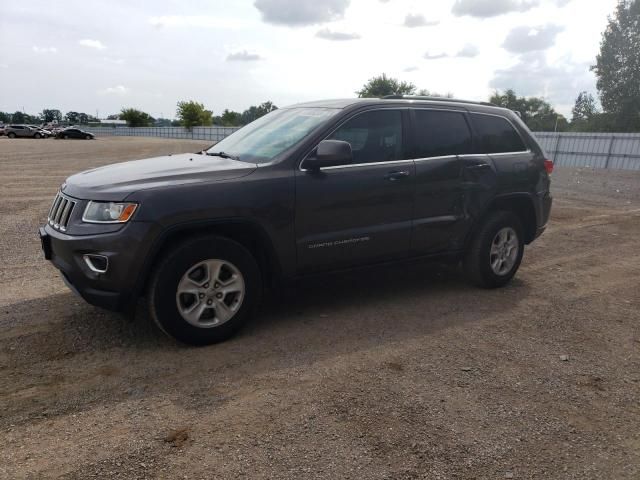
[{"x1": 1, "y1": 259, "x2": 531, "y2": 424}]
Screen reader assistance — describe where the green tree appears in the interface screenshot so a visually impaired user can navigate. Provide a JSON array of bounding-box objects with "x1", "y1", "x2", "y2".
[
  {"x1": 571, "y1": 91, "x2": 598, "y2": 122},
  {"x1": 240, "y1": 101, "x2": 278, "y2": 124},
  {"x1": 417, "y1": 89, "x2": 454, "y2": 98},
  {"x1": 41, "y1": 109, "x2": 62, "y2": 123},
  {"x1": 119, "y1": 108, "x2": 154, "y2": 127},
  {"x1": 592, "y1": 0, "x2": 640, "y2": 131},
  {"x1": 570, "y1": 91, "x2": 602, "y2": 131},
  {"x1": 490, "y1": 89, "x2": 568, "y2": 132},
  {"x1": 65, "y1": 111, "x2": 79, "y2": 124},
  {"x1": 357, "y1": 73, "x2": 416, "y2": 98},
  {"x1": 220, "y1": 109, "x2": 242, "y2": 126},
  {"x1": 0, "y1": 111, "x2": 10, "y2": 123},
  {"x1": 176, "y1": 100, "x2": 213, "y2": 129},
  {"x1": 12, "y1": 111, "x2": 25, "y2": 123}
]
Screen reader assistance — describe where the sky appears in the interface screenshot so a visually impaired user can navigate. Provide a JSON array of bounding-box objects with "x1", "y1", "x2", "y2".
[{"x1": 0, "y1": 0, "x2": 619, "y2": 118}]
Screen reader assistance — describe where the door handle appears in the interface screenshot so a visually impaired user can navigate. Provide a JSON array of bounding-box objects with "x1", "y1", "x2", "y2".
[{"x1": 385, "y1": 171, "x2": 410, "y2": 181}]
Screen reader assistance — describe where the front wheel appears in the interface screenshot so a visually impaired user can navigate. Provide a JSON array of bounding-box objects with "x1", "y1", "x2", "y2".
[
  {"x1": 85, "y1": 134, "x2": 92, "y2": 140},
  {"x1": 148, "y1": 236, "x2": 261, "y2": 345},
  {"x1": 463, "y1": 211, "x2": 524, "y2": 288},
  {"x1": 7, "y1": 132, "x2": 15, "y2": 138},
  {"x1": 34, "y1": 132, "x2": 41, "y2": 139},
  {"x1": 62, "y1": 135, "x2": 68, "y2": 139}
]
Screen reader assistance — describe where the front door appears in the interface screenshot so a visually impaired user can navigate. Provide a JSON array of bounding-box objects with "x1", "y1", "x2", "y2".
[{"x1": 295, "y1": 109, "x2": 415, "y2": 273}]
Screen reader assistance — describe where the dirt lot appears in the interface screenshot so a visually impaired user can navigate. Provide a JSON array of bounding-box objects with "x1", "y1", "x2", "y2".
[{"x1": 1, "y1": 136, "x2": 639, "y2": 479}]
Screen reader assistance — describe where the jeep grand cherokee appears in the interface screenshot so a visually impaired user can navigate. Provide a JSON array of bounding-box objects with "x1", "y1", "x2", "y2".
[{"x1": 39, "y1": 96, "x2": 553, "y2": 345}]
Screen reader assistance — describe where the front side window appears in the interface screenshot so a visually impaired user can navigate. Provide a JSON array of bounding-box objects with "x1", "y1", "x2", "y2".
[
  {"x1": 329, "y1": 110, "x2": 404, "y2": 164},
  {"x1": 206, "y1": 107, "x2": 340, "y2": 164},
  {"x1": 471, "y1": 114, "x2": 527, "y2": 154},
  {"x1": 412, "y1": 110, "x2": 472, "y2": 158}
]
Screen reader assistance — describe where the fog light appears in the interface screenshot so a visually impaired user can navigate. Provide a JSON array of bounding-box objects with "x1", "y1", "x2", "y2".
[{"x1": 83, "y1": 254, "x2": 109, "y2": 273}]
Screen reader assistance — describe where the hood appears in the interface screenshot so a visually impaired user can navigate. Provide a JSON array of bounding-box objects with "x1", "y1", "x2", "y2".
[{"x1": 62, "y1": 153, "x2": 258, "y2": 201}]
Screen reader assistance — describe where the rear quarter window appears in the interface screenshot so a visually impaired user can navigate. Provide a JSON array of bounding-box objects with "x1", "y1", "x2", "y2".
[{"x1": 470, "y1": 114, "x2": 527, "y2": 154}]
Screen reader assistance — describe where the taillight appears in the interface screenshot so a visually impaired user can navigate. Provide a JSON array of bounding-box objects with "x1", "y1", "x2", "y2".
[{"x1": 544, "y1": 159, "x2": 554, "y2": 175}]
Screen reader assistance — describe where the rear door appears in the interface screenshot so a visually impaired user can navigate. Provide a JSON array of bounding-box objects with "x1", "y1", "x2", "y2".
[
  {"x1": 295, "y1": 109, "x2": 415, "y2": 273},
  {"x1": 466, "y1": 113, "x2": 533, "y2": 193},
  {"x1": 409, "y1": 109, "x2": 474, "y2": 254}
]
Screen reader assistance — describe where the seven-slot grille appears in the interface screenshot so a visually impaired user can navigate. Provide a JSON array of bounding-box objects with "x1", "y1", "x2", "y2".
[{"x1": 48, "y1": 192, "x2": 76, "y2": 231}]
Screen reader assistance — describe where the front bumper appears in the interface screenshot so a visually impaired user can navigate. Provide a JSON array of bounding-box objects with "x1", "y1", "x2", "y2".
[{"x1": 39, "y1": 222, "x2": 155, "y2": 311}]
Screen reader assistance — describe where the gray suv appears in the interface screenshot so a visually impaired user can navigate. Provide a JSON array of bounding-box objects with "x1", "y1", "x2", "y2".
[
  {"x1": 39, "y1": 96, "x2": 553, "y2": 345},
  {"x1": 5, "y1": 125, "x2": 46, "y2": 138}
]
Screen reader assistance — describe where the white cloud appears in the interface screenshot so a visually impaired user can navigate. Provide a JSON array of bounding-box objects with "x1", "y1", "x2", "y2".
[
  {"x1": 403, "y1": 14, "x2": 439, "y2": 28},
  {"x1": 424, "y1": 52, "x2": 449, "y2": 60},
  {"x1": 453, "y1": 0, "x2": 539, "y2": 18},
  {"x1": 254, "y1": 0, "x2": 350, "y2": 26},
  {"x1": 316, "y1": 28, "x2": 361, "y2": 40},
  {"x1": 227, "y1": 50, "x2": 264, "y2": 61},
  {"x1": 149, "y1": 15, "x2": 246, "y2": 29},
  {"x1": 99, "y1": 85, "x2": 129, "y2": 95},
  {"x1": 490, "y1": 52, "x2": 595, "y2": 111},
  {"x1": 502, "y1": 24, "x2": 564, "y2": 53},
  {"x1": 32, "y1": 46, "x2": 58, "y2": 54},
  {"x1": 456, "y1": 44, "x2": 480, "y2": 57},
  {"x1": 79, "y1": 39, "x2": 106, "y2": 50}
]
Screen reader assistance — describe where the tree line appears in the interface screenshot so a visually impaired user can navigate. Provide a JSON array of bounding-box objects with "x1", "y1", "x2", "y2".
[{"x1": 0, "y1": 101, "x2": 278, "y2": 129}]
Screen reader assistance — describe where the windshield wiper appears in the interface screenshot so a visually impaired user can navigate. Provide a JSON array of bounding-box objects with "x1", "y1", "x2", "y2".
[{"x1": 206, "y1": 151, "x2": 239, "y2": 160}]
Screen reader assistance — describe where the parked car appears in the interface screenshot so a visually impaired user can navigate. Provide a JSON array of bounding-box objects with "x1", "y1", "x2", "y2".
[
  {"x1": 5, "y1": 125, "x2": 47, "y2": 138},
  {"x1": 39, "y1": 96, "x2": 553, "y2": 345},
  {"x1": 0, "y1": 125, "x2": 5, "y2": 136},
  {"x1": 28, "y1": 125, "x2": 52, "y2": 137},
  {"x1": 56, "y1": 128, "x2": 95, "y2": 140}
]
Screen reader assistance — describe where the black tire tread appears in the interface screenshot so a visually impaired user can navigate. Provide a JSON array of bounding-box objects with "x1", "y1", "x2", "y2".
[
  {"x1": 464, "y1": 210, "x2": 524, "y2": 289},
  {"x1": 147, "y1": 235, "x2": 261, "y2": 346}
]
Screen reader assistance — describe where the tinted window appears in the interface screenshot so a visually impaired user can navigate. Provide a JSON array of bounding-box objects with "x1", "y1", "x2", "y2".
[
  {"x1": 413, "y1": 110, "x2": 472, "y2": 158},
  {"x1": 471, "y1": 114, "x2": 527, "y2": 154},
  {"x1": 329, "y1": 110, "x2": 403, "y2": 164}
]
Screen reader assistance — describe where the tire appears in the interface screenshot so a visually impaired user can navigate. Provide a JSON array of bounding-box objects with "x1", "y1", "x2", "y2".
[
  {"x1": 8, "y1": 132, "x2": 15, "y2": 138},
  {"x1": 85, "y1": 134, "x2": 92, "y2": 140},
  {"x1": 463, "y1": 211, "x2": 524, "y2": 288},
  {"x1": 34, "y1": 132, "x2": 41, "y2": 139},
  {"x1": 148, "y1": 236, "x2": 262, "y2": 346}
]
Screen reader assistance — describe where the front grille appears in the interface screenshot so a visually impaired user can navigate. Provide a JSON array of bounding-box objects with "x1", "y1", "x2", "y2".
[{"x1": 48, "y1": 192, "x2": 77, "y2": 231}]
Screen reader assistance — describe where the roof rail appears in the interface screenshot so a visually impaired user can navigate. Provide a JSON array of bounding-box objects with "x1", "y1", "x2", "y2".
[{"x1": 382, "y1": 95, "x2": 496, "y2": 107}]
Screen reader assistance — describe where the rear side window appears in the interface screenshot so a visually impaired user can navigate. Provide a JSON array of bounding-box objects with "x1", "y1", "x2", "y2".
[
  {"x1": 470, "y1": 114, "x2": 527, "y2": 154},
  {"x1": 412, "y1": 110, "x2": 472, "y2": 158},
  {"x1": 329, "y1": 110, "x2": 404, "y2": 164}
]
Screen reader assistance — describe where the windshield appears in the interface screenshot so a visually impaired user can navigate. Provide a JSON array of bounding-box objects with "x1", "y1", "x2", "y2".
[{"x1": 206, "y1": 107, "x2": 340, "y2": 163}]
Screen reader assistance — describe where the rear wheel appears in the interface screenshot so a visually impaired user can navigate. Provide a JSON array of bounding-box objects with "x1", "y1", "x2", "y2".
[
  {"x1": 463, "y1": 211, "x2": 524, "y2": 288},
  {"x1": 148, "y1": 236, "x2": 261, "y2": 346},
  {"x1": 63, "y1": 134, "x2": 68, "y2": 139}
]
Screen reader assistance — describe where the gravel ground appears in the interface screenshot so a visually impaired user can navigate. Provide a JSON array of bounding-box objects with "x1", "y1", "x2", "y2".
[{"x1": 0, "y1": 136, "x2": 639, "y2": 479}]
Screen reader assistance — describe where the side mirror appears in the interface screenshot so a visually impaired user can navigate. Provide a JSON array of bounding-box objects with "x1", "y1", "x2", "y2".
[{"x1": 304, "y1": 140, "x2": 353, "y2": 170}]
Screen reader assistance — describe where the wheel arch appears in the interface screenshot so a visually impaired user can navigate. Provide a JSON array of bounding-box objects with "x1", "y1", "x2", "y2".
[
  {"x1": 135, "y1": 219, "x2": 282, "y2": 298},
  {"x1": 467, "y1": 193, "x2": 538, "y2": 247}
]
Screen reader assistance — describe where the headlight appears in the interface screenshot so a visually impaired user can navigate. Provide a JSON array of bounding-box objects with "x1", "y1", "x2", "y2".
[{"x1": 82, "y1": 201, "x2": 138, "y2": 223}]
